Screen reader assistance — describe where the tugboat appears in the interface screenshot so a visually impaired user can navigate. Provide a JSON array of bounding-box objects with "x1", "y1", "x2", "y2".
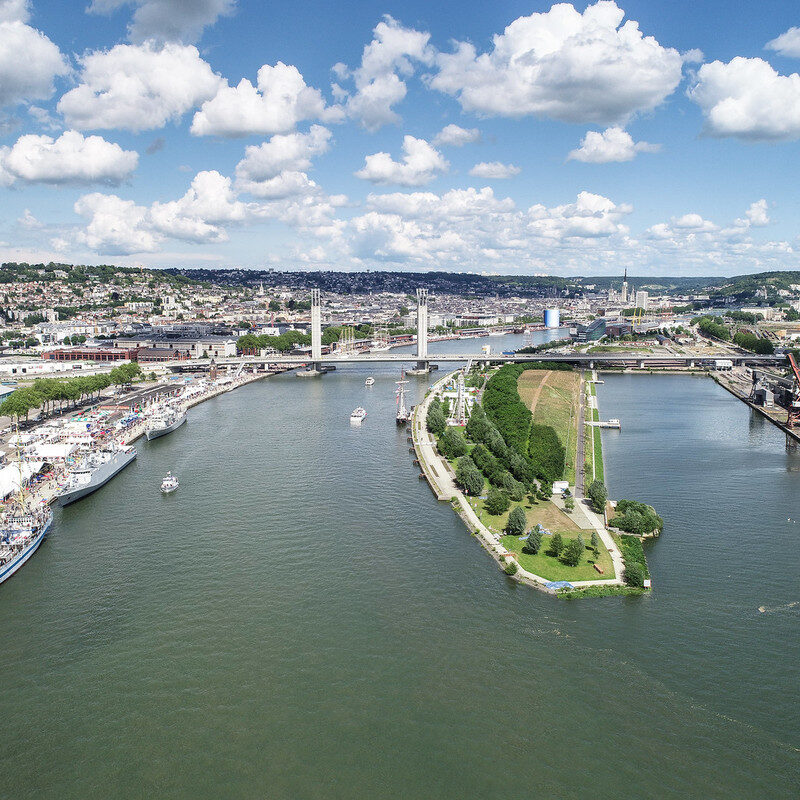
[
  {"x1": 160, "y1": 472, "x2": 179, "y2": 494},
  {"x1": 350, "y1": 407, "x2": 367, "y2": 425},
  {"x1": 396, "y1": 370, "x2": 411, "y2": 425}
]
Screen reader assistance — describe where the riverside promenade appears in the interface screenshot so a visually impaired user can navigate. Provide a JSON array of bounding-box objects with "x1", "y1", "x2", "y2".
[{"x1": 412, "y1": 369, "x2": 625, "y2": 593}]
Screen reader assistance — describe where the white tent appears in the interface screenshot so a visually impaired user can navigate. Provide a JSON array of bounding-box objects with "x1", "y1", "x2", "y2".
[
  {"x1": 0, "y1": 461, "x2": 44, "y2": 499},
  {"x1": 28, "y1": 443, "x2": 75, "y2": 461}
]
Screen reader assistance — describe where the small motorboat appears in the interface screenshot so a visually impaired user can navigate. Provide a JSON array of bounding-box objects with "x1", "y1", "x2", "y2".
[
  {"x1": 350, "y1": 407, "x2": 367, "y2": 425},
  {"x1": 365, "y1": 377, "x2": 375, "y2": 386},
  {"x1": 160, "y1": 472, "x2": 179, "y2": 493}
]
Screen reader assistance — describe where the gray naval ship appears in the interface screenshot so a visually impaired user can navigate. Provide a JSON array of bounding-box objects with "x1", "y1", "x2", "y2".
[
  {"x1": 59, "y1": 445, "x2": 137, "y2": 506},
  {"x1": 145, "y1": 406, "x2": 187, "y2": 441}
]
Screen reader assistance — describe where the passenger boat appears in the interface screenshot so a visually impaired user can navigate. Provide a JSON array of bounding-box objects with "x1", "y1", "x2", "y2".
[
  {"x1": 0, "y1": 507, "x2": 53, "y2": 587},
  {"x1": 160, "y1": 472, "x2": 179, "y2": 494},
  {"x1": 365, "y1": 377, "x2": 375, "y2": 386},
  {"x1": 350, "y1": 407, "x2": 367, "y2": 424}
]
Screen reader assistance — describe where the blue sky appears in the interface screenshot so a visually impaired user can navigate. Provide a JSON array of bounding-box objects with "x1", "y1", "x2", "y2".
[{"x1": 1, "y1": 0, "x2": 799, "y2": 276}]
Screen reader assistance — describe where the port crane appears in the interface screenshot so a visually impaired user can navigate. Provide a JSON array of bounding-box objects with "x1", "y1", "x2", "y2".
[{"x1": 786, "y1": 353, "x2": 800, "y2": 428}]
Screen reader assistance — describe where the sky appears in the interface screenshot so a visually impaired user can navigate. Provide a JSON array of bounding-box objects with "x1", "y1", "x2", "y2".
[{"x1": 1, "y1": 0, "x2": 800, "y2": 276}]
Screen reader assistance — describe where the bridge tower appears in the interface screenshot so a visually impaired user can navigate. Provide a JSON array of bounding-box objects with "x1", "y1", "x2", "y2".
[
  {"x1": 409, "y1": 288, "x2": 429, "y2": 374},
  {"x1": 311, "y1": 288, "x2": 322, "y2": 369}
]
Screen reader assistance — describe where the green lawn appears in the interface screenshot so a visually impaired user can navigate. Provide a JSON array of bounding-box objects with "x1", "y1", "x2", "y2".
[
  {"x1": 501, "y1": 529, "x2": 615, "y2": 582},
  {"x1": 471, "y1": 496, "x2": 581, "y2": 536}
]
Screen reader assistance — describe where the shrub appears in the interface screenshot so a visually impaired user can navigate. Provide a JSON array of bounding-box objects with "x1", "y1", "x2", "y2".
[
  {"x1": 547, "y1": 532, "x2": 564, "y2": 557},
  {"x1": 455, "y1": 456, "x2": 484, "y2": 496},
  {"x1": 587, "y1": 480, "x2": 608, "y2": 514},
  {"x1": 624, "y1": 562, "x2": 646, "y2": 587},
  {"x1": 560, "y1": 538, "x2": 583, "y2": 567},
  {"x1": 503, "y1": 560, "x2": 518, "y2": 576},
  {"x1": 484, "y1": 488, "x2": 510, "y2": 516},
  {"x1": 505, "y1": 506, "x2": 527, "y2": 535}
]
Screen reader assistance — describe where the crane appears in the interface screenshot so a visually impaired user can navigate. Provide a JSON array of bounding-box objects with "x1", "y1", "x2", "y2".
[{"x1": 786, "y1": 353, "x2": 800, "y2": 428}]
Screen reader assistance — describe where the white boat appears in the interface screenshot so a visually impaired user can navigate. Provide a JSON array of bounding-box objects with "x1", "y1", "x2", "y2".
[
  {"x1": 365, "y1": 377, "x2": 375, "y2": 386},
  {"x1": 160, "y1": 472, "x2": 179, "y2": 493},
  {"x1": 350, "y1": 407, "x2": 367, "y2": 425},
  {"x1": 0, "y1": 508, "x2": 53, "y2": 587}
]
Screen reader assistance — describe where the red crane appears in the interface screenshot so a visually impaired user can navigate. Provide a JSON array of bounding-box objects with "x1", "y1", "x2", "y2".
[{"x1": 786, "y1": 353, "x2": 800, "y2": 428}]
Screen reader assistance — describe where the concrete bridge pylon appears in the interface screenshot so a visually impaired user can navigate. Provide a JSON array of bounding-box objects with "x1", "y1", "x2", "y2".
[
  {"x1": 408, "y1": 288, "x2": 429, "y2": 375},
  {"x1": 298, "y1": 288, "x2": 324, "y2": 377}
]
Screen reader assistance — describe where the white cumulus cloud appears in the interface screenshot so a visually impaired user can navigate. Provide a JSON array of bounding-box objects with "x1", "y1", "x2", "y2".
[
  {"x1": 191, "y1": 62, "x2": 341, "y2": 137},
  {"x1": 355, "y1": 135, "x2": 448, "y2": 186},
  {"x1": 336, "y1": 15, "x2": 434, "y2": 131},
  {"x1": 87, "y1": 0, "x2": 236, "y2": 44},
  {"x1": 432, "y1": 123, "x2": 480, "y2": 147},
  {"x1": 688, "y1": 57, "x2": 800, "y2": 141},
  {"x1": 234, "y1": 125, "x2": 331, "y2": 195},
  {"x1": 468, "y1": 161, "x2": 520, "y2": 179},
  {"x1": 74, "y1": 192, "x2": 160, "y2": 254},
  {"x1": 0, "y1": 130, "x2": 138, "y2": 185},
  {"x1": 568, "y1": 126, "x2": 660, "y2": 162},
  {"x1": 766, "y1": 27, "x2": 800, "y2": 59},
  {"x1": 0, "y1": 0, "x2": 68, "y2": 109},
  {"x1": 58, "y1": 41, "x2": 224, "y2": 131},
  {"x1": 430, "y1": 0, "x2": 683, "y2": 126}
]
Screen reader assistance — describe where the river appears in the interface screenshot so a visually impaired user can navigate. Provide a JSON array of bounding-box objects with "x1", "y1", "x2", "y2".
[{"x1": 0, "y1": 334, "x2": 797, "y2": 799}]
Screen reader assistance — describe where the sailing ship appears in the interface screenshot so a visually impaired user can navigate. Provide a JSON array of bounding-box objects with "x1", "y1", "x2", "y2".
[{"x1": 395, "y1": 370, "x2": 410, "y2": 425}]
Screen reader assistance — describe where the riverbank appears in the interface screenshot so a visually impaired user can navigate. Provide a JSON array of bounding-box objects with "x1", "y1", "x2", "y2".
[
  {"x1": 16, "y1": 367, "x2": 276, "y2": 511},
  {"x1": 412, "y1": 367, "x2": 629, "y2": 597}
]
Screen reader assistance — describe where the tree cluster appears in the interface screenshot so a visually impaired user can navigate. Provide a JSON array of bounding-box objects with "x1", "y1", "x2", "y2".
[
  {"x1": 0, "y1": 363, "x2": 141, "y2": 422},
  {"x1": 587, "y1": 480, "x2": 608, "y2": 514},
  {"x1": 609, "y1": 499, "x2": 663, "y2": 536}
]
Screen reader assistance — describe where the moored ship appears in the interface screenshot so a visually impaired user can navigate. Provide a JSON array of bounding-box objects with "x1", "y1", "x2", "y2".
[
  {"x1": 59, "y1": 446, "x2": 137, "y2": 506},
  {"x1": 0, "y1": 508, "x2": 53, "y2": 586},
  {"x1": 145, "y1": 406, "x2": 187, "y2": 441},
  {"x1": 396, "y1": 370, "x2": 410, "y2": 424}
]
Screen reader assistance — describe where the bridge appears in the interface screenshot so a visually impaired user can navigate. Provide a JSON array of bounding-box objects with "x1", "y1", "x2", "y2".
[{"x1": 165, "y1": 351, "x2": 783, "y2": 372}]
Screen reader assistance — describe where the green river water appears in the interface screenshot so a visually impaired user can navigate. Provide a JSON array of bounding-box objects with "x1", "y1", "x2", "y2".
[{"x1": 0, "y1": 335, "x2": 797, "y2": 798}]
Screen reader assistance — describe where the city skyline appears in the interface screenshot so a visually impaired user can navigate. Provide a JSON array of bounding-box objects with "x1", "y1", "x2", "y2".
[{"x1": 1, "y1": 0, "x2": 799, "y2": 276}]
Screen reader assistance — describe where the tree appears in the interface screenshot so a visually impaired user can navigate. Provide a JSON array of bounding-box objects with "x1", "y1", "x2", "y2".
[
  {"x1": 624, "y1": 562, "x2": 645, "y2": 587},
  {"x1": 505, "y1": 506, "x2": 527, "y2": 536},
  {"x1": 268, "y1": 299, "x2": 281, "y2": 311},
  {"x1": 438, "y1": 428, "x2": 466, "y2": 460},
  {"x1": 590, "y1": 531, "x2": 600, "y2": 551},
  {"x1": 560, "y1": 538, "x2": 583, "y2": 567},
  {"x1": 523, "y1": 527, "x2": 542, "y2": 554},
  {"x1": 564, "y1": 495, "x2": 575, "y2": 512},
  {"x1": 455, "y1": 456, "x2": 484, "y2": 496},
  {"x1": 547, "y1": 532, "x2": 564, "y2": 557},
  {"x1": 426, "y1": 402, "x2": 446, "y2": 435},
  {"x1": 484, "y1": 487, "x2": 510, "y2": 516},
  {"x1": 588, "y1": 480, "x2": 608, "y2": 514}
]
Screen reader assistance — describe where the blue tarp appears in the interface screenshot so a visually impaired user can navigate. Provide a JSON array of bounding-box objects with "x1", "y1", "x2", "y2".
[{"x1": 545, "y1": 581, "x2": 575, "y2": 590}]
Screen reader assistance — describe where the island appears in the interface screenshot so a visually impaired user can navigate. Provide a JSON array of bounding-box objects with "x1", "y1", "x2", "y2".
[{"x1": 412, "y1": 363, "x2": 662, "y2": 599}]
